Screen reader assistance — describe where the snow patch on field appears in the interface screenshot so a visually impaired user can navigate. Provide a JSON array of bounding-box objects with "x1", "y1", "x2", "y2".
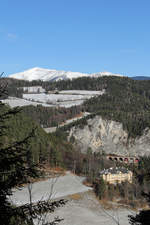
[
  {"x1": 22, "y1": 90, "x2": 104, "y2": 108},
  {"x1": 2, "y1": 97, "x2": 54, "y2": 108},
  {"x1": 59, "y1": 90, "x2": 104, "y2": 95},
  {"x1": 23, "y1": 93, "x2": 88, "y2": 103},
  {"x1": 2, "y1": 90, "x2": 105, "y2": 108},
  {"x1": 9, "y1": 173, "x2": 92, "y2": 206}
]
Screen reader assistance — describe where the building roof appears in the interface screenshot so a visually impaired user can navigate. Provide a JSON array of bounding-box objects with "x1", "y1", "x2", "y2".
[{"x1": 100, "y1": 167, "x2": 131, "y2": 175}]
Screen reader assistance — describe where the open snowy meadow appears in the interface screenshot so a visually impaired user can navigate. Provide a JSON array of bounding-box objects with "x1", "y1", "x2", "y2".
[{"x1": 2, "y1": 90, "x2": 105, "y2": 108}]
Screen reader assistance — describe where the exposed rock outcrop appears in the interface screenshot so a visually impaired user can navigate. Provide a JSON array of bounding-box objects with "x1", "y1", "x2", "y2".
[{"x1": 68, "y1": 116, "x2": 150, "y2": 156}]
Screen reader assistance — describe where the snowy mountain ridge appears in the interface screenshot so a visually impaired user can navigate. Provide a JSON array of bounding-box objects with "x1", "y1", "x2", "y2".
[{"x1": 9, "y1": 67, "x2": 124, "y2": 82}]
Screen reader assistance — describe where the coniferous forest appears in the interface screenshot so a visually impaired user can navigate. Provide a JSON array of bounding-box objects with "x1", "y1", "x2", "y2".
[{"x1": 4, "y1": 76, "x2": 150, "y2": 138}]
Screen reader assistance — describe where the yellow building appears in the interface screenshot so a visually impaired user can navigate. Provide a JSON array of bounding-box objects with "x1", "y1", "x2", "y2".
[{"x1": 100, "y1": 167, "x2": 133, "y2": 184}]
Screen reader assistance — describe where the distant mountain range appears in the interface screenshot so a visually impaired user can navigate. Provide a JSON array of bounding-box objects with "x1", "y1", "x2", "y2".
[
  {"x1": 8, "y1": 67, "x2": 150, "y2": 82},
  {"x1": 131, "y1": 76, "x2": 150, "y2": 80},
  {"x1": 9, "y1": 67, "x2": 124, "y2": 82}
]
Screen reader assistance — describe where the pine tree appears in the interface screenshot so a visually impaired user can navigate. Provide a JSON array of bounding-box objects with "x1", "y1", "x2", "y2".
[
  {"x1": 0, "y1": 77, "x2": 38, "y2": 224},
  {"x1": 0, "y1": 76, "x2": 66, "y2": 225}
]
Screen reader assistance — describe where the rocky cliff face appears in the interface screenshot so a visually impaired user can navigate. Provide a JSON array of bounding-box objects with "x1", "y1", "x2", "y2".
[{"x1": 68, "y1": 116, "x2": 150, "y2": 156}]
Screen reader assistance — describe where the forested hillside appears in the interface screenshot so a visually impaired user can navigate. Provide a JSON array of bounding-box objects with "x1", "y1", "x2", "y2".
[
  {"x1": 83, "y1": 77, "x2": 150, "y2": 138},
  {"x1": 0, "y1": 102, "x2": 114, "y2": 176},
  {"x1": 52, "y1": 76, "x2": 150, "y2": 138},
  {"x1": 0, "y1": 103, "x2": 76, "y2": 167},
  {"x1": 3, "y1": 76, "x2": 150, "y2": 138},
  {"x1": 21, "y1": 105, "x2": 81, "y2": 127}
]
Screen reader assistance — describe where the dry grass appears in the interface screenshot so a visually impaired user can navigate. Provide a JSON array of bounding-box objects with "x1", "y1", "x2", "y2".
[
  {"x1": 39, "y1": 165, "x2": 66, "y2": 177},
  {"x1": 69, "y1": 193, "x2": 82, "y2": 200},
  {"x1": 19, "y1": 166, "x2": 66, "y2": 188},
  {"x1": 99, "y1": 198, "x2": 149, "y2": 211},
  {"x1": 83, "y1": 180, "x2": 93, "y2": 187}
]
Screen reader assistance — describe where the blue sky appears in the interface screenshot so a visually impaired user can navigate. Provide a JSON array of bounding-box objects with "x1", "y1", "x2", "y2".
[{"x1": 0, "y1": 0, "x2": 150, "y2": 76}]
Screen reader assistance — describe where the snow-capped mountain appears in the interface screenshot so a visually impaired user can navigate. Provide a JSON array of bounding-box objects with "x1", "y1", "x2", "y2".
[{"x1": 9, "y1": 67, "x2": 124, "y2": 82}]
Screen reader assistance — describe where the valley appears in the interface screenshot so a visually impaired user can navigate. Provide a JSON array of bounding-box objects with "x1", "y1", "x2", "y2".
[
  {"x1": 1, "y1": 73, "x2": 150, "y2": 225},
  {"x1": 2, "y1": 2, "x2": 150, "y2": 224}
]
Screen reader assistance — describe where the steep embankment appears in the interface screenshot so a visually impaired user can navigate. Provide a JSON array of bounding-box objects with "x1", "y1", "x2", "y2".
[{"x1": 68, "y1": 116, "x2": 150, "y2": 156}]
